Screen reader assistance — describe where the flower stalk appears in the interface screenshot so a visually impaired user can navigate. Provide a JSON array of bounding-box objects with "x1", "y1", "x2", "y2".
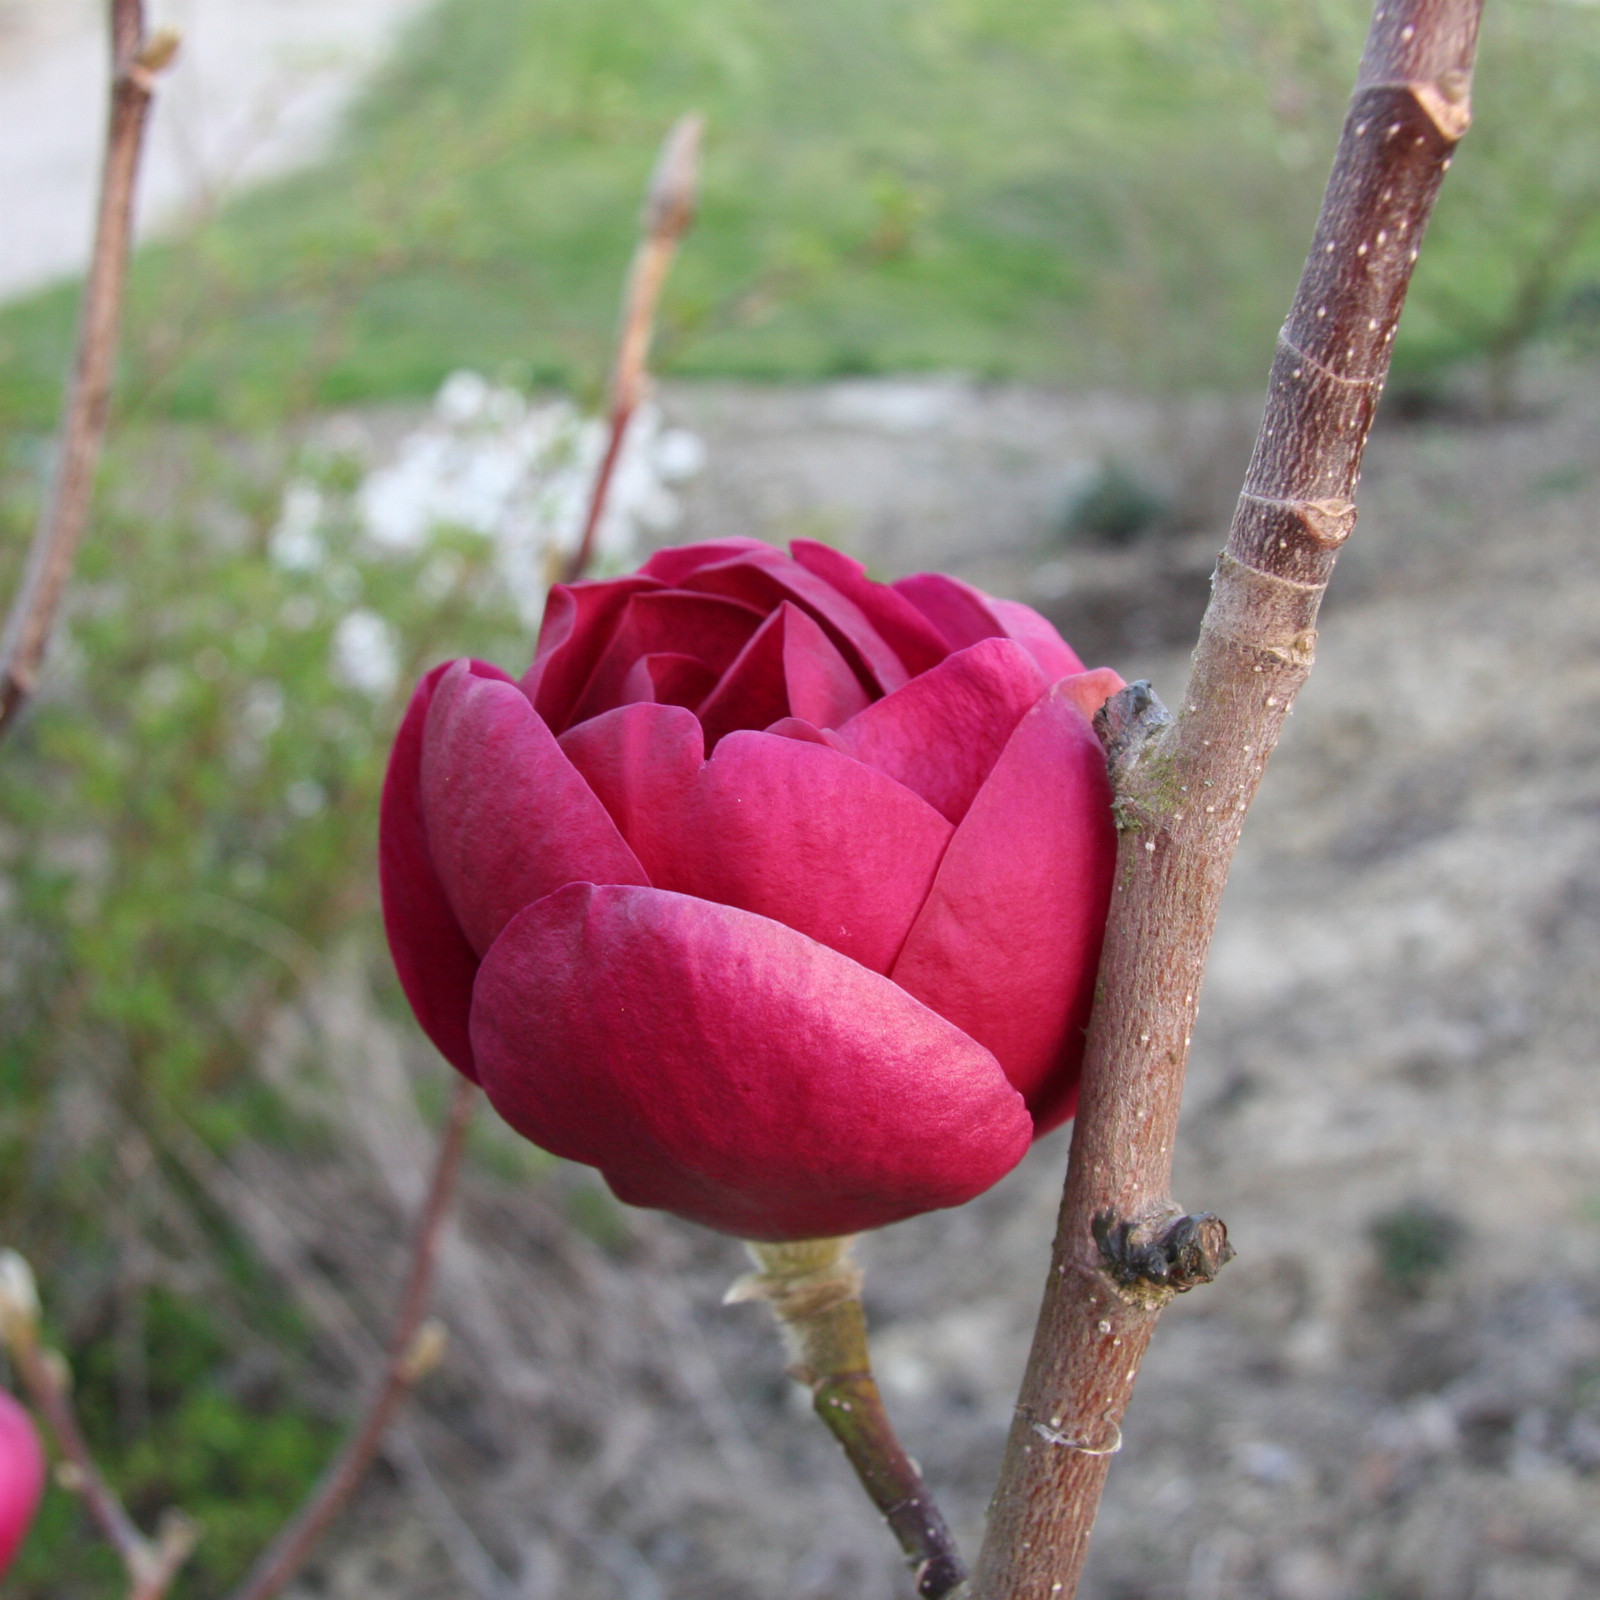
[{"x1": 728, "y1": 1237, "x2": 968, "y2": 1600}]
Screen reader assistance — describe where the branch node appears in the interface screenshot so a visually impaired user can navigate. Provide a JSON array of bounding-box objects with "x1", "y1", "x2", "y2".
[
  {"x1": 1092, "y1": 1209, "x2": 1235, "y2": 1307},
  {"x1": 1024, "y1": 1414, "x2": 1124, "y2": 1457},
  {"x1": 125, "y1": 27, "x2": 181, "y2": 90},
  {"x1": 1409, "y1": 73, "x2": 1472, "y2": 141},
  {"x1": 1092, "y1": 681, "x2": 1173, "y2": 790}
]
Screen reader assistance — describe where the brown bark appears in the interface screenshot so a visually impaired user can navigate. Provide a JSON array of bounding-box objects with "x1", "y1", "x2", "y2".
[
  {"x1": 970, "y1": 4, "x2": 1483, "y2": 1596},
  {"x1": 0, "y1": 0, "x2": 178, "y2": 738}
]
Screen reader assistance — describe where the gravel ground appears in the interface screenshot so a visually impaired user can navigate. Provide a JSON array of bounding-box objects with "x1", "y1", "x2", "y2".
[{"x1": 196, "y1": 373, "x2": 1600, "y2": 1600}]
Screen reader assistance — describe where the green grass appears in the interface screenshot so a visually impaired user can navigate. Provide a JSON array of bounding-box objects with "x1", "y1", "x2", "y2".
[
  {"x1": 0, "y1": 0, "x2": 1360, "y2": 428},
  {"x1": 4, "y1": 0, "x2": 1596, "y2": 431}
]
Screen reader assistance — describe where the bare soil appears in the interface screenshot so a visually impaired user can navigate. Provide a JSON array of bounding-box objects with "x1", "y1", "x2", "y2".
[{"x1": 220, "y1": 373, "x2": 1600, "y2": 1600}]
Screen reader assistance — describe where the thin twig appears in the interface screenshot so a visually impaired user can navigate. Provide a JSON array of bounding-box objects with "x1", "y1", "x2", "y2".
[
  {"x1": 970, "y1": 4, "x2": 1482, "y2": 1597},
  {"x1": 225, "y1": 1073, "x2": 476, "y2": 1600},
  {"x1": 0, "y1": 0, "x2": 179, "y2": 738},
  {"x1": 564, "y1": 113, "x2": 703, "y2": 584},
  {"x1": 0, "y1": 1254, "x2": 198, "y2": 1600},
  {"x1": 729, "y1": 1238, "x2": 967, "y2": 1600}
]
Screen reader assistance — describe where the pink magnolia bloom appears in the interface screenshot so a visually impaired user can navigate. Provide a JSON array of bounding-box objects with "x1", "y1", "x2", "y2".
[
  {"x1": 381, "y1": 539, "x2": 1120, "y2": 1240},
  {"x1": 0, "y1": 1389, "x2": 43, "y2": 1576}
]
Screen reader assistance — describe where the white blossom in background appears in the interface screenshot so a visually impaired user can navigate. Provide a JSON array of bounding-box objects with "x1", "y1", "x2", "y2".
[
  {"x1": 274, "y1": 372, "x2": 707, "y2": 697},
  {"x1": 354, "y1": 370, "x2": 706, "y2": 624},
  {"x1": 269, "y1": 481, "x2": 327, "y2": 572},
  {"x1": 331, "y1": 609, "x2": 400, "y2": 700}
]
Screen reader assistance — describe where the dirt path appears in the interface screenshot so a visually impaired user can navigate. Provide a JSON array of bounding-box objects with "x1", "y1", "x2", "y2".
[{"x1": 0, "y1": 0, "x2": 428, "y2": 299}]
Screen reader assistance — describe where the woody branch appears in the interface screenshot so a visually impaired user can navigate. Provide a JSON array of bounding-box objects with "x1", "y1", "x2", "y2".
[{"x1": 970, "y1": 3, "x2": 1483, "y2": 1596}]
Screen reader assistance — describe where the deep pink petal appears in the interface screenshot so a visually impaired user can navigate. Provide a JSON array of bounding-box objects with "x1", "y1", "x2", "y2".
[
  {"x1": 779, "y1": 602, "x2": 871, "y2": 730},
  {"x1": 420, "y1": 661, "x2": 648, "y2": 956},
  {"x1": 471, "y1": 883, "x2": 1033, "y2": 1239},
  {"x1": 561, "y1": 707, "x2": 952, "y2": 974},
  {"x1": 985, "y1": 596, "x2": 1087, "y2": 680},
  {"x1": 683, "y1": 552, "x2": 908, "y2": 695},
  {"x1": 379, "y1": 660, "x2": 485, "y2": 1080},
  {"x1": 633, "y1": 652, "x2": 720, "y2": 709},
  {"x1": 558, "y1": 701, "x2": 706, "y2": 843},
  {"x1": 694, "y1": 604, "x2": 792, "y2": 747},
  {"x1": 891, "y1": 681, "x2": 1116, "y2": 1131},
  {"x1": 522, "y1": 575, "x2": 661, "y2": 731},
  {"x1": 638, "y1": 537, "x2": 774, "y2": 584},
  {"x1": 696, "y1": 602, "x2": 866, "y2": 746},
  {"x1": 789, "y1": 539, "x2": 949, "y2": 675},
  {"x1": 763, "y1": 716, "x2": 851, "y2": 753},
  {"x1": 566, "y1": 590, "x2": 764, "y2": 724},
  {"x1": 894, "y1": 572, "x2": 1090, "y2": 683},
  {"x1": 833, "y1": 637, "x2": 1048, "y2": 824},
  {"x1": 893, "y1": 571, "x2": 1003, "y2": 652},
  {"x1": 0, "y1": 1390, "x2": 42, "y2": 1578},
  {"x1": 1056, "y1": 666, "x2": 1125, "y2": 723}
]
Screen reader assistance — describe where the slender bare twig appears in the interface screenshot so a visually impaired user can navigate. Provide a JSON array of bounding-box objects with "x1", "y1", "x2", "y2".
[
  {"x1": 0, "y1": 1253, "x2": 198, "y2": 1600},
  {"x1": 563, "y1": 113, "x2": 703, "y2": 584},
  {"x1": 225, "y1": 1072, "x2": 475, "y2": 1600},
  {"x1": 0, "y1": 0, "x2": 178, "y2": 738},
  {"x1": 728, "y1": 1239, "x2": 967, "y2": 1599},
  {"x1": 970, "y1": 5, "x2": 1483, "y2": 1596}
]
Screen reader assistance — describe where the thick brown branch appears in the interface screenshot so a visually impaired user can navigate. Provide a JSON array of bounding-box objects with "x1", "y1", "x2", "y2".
[
  {"x1": 729, "y1": 1238, "x2": 967, "y2": 1599},
  {"x1": 226, "y1": 1075, "x2": 474, "y2": 1600},
  {"x1": 565, "y1": 113, "x2": 702, "y2": 583},
  {"x1": 0, "y1": 0, "x2": 178, "y2": 738},
  {"x1": 969, "y1": 4, "x2": 1483, "y2": 1597}
]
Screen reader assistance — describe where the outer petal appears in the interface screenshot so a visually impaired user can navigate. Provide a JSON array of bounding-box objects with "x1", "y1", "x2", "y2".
[
  {"x1": 985, "y1": 596, "x2": 1086, "y2": 682},
  {"x1": 833, "y1": 636, "x2": 1048, "y2": 825},
  {"x1": 697, "y1": 601, "x2": 868, "y2": 747},
  {"x1": 893, "y1": 571, "x2": 1002, "y2": 652},
  {"x1": 789, "y1": 539, "x2": 949, "y2": 675},
  {"x1": 471, "y1": 883, "x2": 1033, "y2": 1240},
  {"x1": 1056, "y1": 665, "x2": 1126, "y2": 723},
  {"x1": 891, "y1": 680, "x2": 1116, "y2": 1131},
  {"x1": 0, "y1": 1390, "x2": 42, "y2": 1578},
  {"x1": 561, "y1": 706, "x2": 952, "y2": 974},
  {"x1": 894, "y1": 572, "x2": 1087, "y2": 682},
  {"x1": 682, "y1": 551, "x2": 909, "y2": 694},
  {"x1": 379, "y1": 660, "x2": 485, "y2": 1079},
  {"x1": 522, "y1": 575, "x2": 661, "y2": 731},
  {"x1": 421, "y1": 660, "x2": 648, "y2": 956}
]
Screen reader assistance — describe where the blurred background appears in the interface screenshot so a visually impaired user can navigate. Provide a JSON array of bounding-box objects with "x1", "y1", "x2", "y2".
[{"x1": 2, "y1": 1, "x2": 1600, "y2": 1596}]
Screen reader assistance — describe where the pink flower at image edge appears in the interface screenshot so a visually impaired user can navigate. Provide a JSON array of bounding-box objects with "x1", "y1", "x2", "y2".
[
  {"x1": 381, "y1": 539, "x2": 1122, "y2": 1240},
  {"x1": 0, "y1": 1389, "x2": 43, "y2": 1576}
]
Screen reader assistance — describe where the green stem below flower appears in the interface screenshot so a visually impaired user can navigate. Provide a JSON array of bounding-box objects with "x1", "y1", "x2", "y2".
[{"x1": 728, "y1": 1237, "x2": 967, "y2": 1600}]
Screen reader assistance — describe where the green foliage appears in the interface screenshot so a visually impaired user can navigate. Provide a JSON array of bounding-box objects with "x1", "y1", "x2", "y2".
[
  {"x1": 8, "y1": 1290, "x2": 337, "y2": 1597},
  {"x1": 0, "y1": 422, "x2": 533, "y2": 1594},
  {"x1": 1, "y1": 0, "x2": 1589, "y2": 426},
  {"x1": 0, "y1": 0, "x2": 1365, "y2": 427}
]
